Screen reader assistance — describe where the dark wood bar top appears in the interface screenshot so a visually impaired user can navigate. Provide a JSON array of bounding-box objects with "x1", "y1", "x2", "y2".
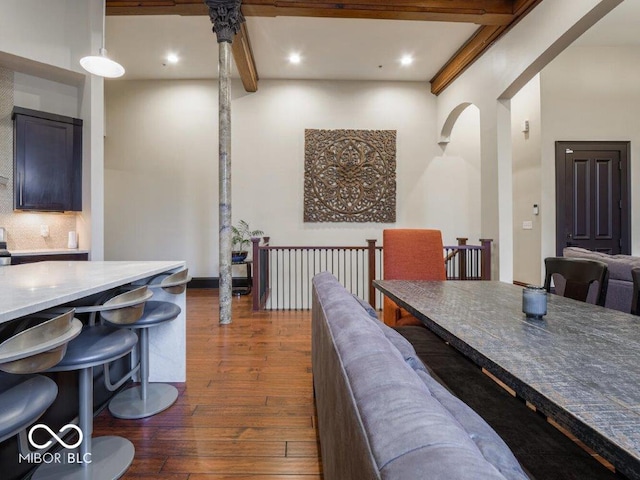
[{"x1": 373, "y1": 280, "x2": 640, "y2": 480}]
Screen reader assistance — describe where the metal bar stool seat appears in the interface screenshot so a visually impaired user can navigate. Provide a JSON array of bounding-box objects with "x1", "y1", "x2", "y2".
[
  {"x1": 0, "y1": 373, "x2": 58, "y2": 443},
  {"x1": 71, "y1": 286, "x2": 153, "y2": 326},
  {"x1": 31, "y1": 323, "x2": 139, "y2": 480},
  {"x1": 143, "y1": 268, "x2": 191, "y2": 294},
  {"x1": 0, "y1": 309, "x2": 82, "y2": 460},
  {"x1": 106, "y1": 300, "x2": 181, "y2": 419}
]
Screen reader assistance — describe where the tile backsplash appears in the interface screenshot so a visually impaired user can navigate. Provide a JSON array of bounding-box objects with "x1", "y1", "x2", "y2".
[{"x1": 0, "y1": 66, "x2": 77, "y2": 250}]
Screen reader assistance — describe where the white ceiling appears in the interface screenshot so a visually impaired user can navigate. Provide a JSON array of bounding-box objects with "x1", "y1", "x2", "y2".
[
  {"x1": 105, "y1": 0, "x2": 639, "y2": 83},
  {"x1": 105, "y1": 15, "x2": 476, "y2": 82}
]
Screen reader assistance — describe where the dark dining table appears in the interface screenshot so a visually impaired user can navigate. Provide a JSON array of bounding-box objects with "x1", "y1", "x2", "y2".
[{"x1": 373, "y1": 279, "x2": 640, "y2": 480}]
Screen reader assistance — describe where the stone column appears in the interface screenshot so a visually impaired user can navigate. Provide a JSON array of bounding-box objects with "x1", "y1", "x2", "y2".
[{"x1": 205, "y1": 0, "x2": 244, "y2": 324}]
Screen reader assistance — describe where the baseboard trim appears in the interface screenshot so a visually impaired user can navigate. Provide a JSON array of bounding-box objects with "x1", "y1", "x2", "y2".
[{"x1": 188, "y1": 277, "x2": 249, "y2": 289}]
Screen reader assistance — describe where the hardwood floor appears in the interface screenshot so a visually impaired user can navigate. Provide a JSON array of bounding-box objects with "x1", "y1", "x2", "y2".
[{"x1": 92, "y1": 289, "x2": 322, "y2": 479}]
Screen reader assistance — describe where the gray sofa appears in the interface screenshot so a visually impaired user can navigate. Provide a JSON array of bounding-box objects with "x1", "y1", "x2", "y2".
[
  {"x1": 563, "y1": 247, "x2": 640, "y2": 313},
  {"x1": 311, "y1": 272, "x2": 529, "y2": 480}
]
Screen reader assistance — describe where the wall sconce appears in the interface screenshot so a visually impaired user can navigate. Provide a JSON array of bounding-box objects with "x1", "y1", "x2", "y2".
[{"x1": 0, "y1": 176, "x2": 8, "y2": 186}]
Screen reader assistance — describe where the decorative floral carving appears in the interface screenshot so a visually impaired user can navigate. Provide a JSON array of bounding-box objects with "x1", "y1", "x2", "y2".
[
  {"x1": 204, "y1": 0, "x2": 244, "y2": 43},
  {"x1": 304, "y1": 129, "x2": 396, "y2": 223}
]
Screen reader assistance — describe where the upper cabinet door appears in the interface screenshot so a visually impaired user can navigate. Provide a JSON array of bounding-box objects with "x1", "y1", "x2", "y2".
[{"x1": 13, "y1": 107, "x2": 82, "y2": 212}]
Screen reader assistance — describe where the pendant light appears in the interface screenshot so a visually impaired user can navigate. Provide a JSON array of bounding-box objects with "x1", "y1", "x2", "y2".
[{"x1": 80, "y1": 0, "x2": 125, "y2": 78}]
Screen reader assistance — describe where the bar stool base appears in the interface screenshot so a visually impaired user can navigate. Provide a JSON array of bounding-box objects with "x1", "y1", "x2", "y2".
[
  {"x1": 31, "y1": 435, "x2": 134, "y2": 480},
  {"x1": 108, "y1": 383, "x2": 178, "y2": 419}
]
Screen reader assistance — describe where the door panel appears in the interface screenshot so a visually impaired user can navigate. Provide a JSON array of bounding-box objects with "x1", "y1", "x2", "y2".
[
  {"x1": 571, "y1": 158, "x2": 589, "y2": 239},
  {"x1": 555, "y1": 142, "x2": 630, "y2": 256},
  {"x1": 595, "y1": 159, "x2": 613, "y2": 239}
]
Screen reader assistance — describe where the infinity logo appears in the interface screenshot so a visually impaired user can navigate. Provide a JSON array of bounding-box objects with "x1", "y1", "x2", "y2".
[{"x1": 28, "y1": 424, "x2": 83, "y2": 450}]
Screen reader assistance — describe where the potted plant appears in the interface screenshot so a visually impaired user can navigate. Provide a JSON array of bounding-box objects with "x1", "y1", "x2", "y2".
[{"x1": 231, "y1": 220, "x2": 264, "y2": 262}]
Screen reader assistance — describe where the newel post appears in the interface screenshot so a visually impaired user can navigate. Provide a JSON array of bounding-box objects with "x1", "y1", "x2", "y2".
[
  {"x1": 480, "y1": 238, "x2": 493, "y2": 280},
  {"x1": 367, "y1": 239, "x2": 377, "y2": 309},
  {"x1": 251, "y1": 237, "x2": 261, "y2": 311},
  {"x1": 457, "y1": 237, "x2": 468, "y2": 280}
]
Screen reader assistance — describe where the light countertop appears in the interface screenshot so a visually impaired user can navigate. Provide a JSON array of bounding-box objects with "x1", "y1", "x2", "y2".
[
  {"x1": 0, "y1": 260, "x2": 185, "y2": 323},
  {"x1": 9, "y1": 249, "x2": 89, "y2": 256}
]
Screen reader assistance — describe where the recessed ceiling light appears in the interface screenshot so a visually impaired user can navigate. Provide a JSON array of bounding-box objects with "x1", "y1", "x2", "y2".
[
  {"x1": 166, "y1": 53, "x2": 179, "y2": 64},
  {"x1": 289, "y1": 53, "x2": 302, "y2": 64},
  {"x1": 400, "y1": 55, "x2": 414, "y2": 66}
]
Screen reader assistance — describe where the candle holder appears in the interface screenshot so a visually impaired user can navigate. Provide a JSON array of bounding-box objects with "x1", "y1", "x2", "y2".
[{"x1": 523, "y1": 285, "x2": 547, "y2": 320}]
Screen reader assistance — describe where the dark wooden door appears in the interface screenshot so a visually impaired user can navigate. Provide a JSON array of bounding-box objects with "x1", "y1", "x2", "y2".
[{"x1": 555, "y1": 141, "x2": 630, "y2": 256}]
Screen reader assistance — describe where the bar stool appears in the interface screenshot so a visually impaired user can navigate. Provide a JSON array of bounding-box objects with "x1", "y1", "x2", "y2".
[
  {"x1": 31, "y1": 289, "x2": 151, "y2": 480},
  {"x1": 71, "y1": 285, "x2": 153, "y2": 326},
  {"x1": 107, "y1": 269, "x2": 190, "y2": 419},
  {"x1": 0, "y1": 309, "x2": 82, "y2": 444}
]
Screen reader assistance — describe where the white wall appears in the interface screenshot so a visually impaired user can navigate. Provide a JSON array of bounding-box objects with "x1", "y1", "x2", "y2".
[
  {"x1": 0, "y1": 0, "x2": 89, "y2": 74},
  {"x1": 0, "y1": 0, "x2": 105, "y2": 256},
  {"x1": 14, "y1": 73, "x2": 80, "y2": 117},
  {"x1": 512, "y1": 75, "x2": 542, "y2": 285},
  {"x1": 540, "y1": 45, "x2": 640, "y2": 257},
  {"x1": 436, "y1": 0, "x2": 621, "y2": 281},
  {"x1": 430, "y1": 104, "x2": 482, "y2": 245},
  {"x1": 104, "y1": 79, "x2": 484, "y2": 277}
]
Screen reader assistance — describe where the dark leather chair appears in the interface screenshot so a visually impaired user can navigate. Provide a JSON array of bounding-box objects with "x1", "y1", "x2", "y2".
[
  {"x1": 543, "y1": 257, "x2": 608, "y2": 306},
  {"x1": 631, "y1": 268, "x2": 640, "y2": 316}
]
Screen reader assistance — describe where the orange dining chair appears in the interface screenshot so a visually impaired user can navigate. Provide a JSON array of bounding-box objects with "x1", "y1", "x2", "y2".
[{"x1": 383, "y1": 229, "x2": 446, "y2": 327}]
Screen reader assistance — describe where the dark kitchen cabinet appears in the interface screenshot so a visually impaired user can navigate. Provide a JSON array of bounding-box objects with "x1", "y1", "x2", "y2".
[{"x1": 12, "y1": 107, "x2": 82, "y2": 211}]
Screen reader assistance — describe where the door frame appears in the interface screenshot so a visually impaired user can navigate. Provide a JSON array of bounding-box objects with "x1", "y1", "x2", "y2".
[{"x1": 555, "y1": 141, "x2": 631, "y2": 256}]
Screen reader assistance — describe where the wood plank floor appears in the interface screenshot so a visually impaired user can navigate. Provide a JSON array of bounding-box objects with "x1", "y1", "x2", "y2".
[{"x1": 93, "y1": 289, "x2": 322, "y2": 479}]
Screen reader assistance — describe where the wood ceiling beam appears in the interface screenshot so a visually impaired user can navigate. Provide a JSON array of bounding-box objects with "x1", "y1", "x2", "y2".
[
  {"x1": 430, "y1": 0, "x2": 543, "y2": 95},
  {"x1": 232, "y1": 22, "x2": 259, "y2": 92},
  {"x1": 106, "y1": 0, "x2": 543, "y2": 95},
  {"x1": 106, "y1": 0, "x2": 515, "y2": 25}
]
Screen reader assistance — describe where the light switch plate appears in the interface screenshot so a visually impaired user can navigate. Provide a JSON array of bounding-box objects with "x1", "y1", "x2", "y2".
[{"x1": 522, "y1": 221, "x2": 533, "y2": 230}]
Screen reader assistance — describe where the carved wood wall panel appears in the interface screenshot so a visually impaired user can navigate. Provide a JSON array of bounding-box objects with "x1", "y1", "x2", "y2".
[{"x1": 304, "y1": 129, "x2": 396, "y2": 223}]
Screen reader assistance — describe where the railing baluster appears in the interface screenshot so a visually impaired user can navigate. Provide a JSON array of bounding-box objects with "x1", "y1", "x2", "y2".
[
  {"x1": 355, "y1": 250, "x2": 359, "y2": 298},
  {"x1": 255, "y1": 239, "x2": 491, "y2": 310}
]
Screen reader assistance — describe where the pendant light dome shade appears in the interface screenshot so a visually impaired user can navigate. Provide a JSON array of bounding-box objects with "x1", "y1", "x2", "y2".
[{"x1": 80, "y1": 48, "x2": 125, "y2": 78}]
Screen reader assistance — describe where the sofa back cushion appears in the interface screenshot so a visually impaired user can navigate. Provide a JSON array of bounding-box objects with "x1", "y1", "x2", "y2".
[
  {"x1": 564, "y1": 247, "x2": 640, "y2": 282},
  {"x1": 312, "y1": 272, "x2": 529, "y2": 480}
]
